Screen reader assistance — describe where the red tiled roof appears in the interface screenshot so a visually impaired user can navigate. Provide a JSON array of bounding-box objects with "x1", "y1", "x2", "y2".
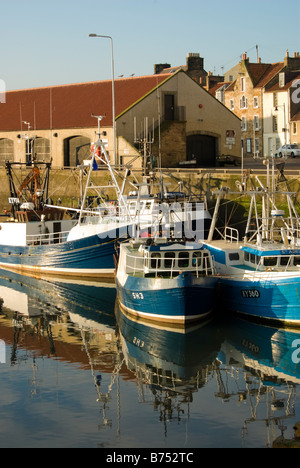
[
  {"x1": 246, "y1": 62, "x2": 271, "y2": 86},
  {"x1": 266, "y1": 72, "x2": 300, "y2": 93},
  {"x1": 291, "y1": 110, "x2": 300, "y2": 122},
  {"x1": 0, "y1": 74, "x2": 172, "y2": 131},
  {"x1": 208, "y1": 82, "x2": 231, "y2": 95},
  {"x1": 224, "y1": 80, "x2": 236, "y2": 92},
  {"x1": 255, "y1": 62, "x2": 284, "y2": 88}
]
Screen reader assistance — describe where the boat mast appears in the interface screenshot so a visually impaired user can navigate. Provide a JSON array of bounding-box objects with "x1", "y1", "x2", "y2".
[{"x1": 78, "y1": 115, "x2": 132, "y2": 224}]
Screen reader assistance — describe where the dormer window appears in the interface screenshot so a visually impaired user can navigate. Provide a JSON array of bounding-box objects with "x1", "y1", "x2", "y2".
[{"x1": 279, "y1": 73, "x2": 285, "y2": 88}]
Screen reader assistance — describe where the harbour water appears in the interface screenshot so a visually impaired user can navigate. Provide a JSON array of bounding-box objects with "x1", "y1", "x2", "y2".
[{"x1": 0, "y1": 268, "x2": 300, "y2": 449}]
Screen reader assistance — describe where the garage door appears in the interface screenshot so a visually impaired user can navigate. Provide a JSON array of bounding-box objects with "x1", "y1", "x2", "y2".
[{"x1": 186, "y1": 135, "x2": 217, "y2": 167}]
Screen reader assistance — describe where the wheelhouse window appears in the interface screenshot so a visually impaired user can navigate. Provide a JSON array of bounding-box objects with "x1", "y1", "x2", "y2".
[
  {"x1": 192, "y1": 251, "x2": 202, "y2": 267},
  {"x1": 229, "y1": 253, "x2": 240, "y2": 262},
  {"x1": 178, "y1": 252, "x2": 189, "y2": 268},
  {"x1": 150, "y1": 253, "x2": 161, "y2": 269},
  {"x1": 263, "y1": 257, "x2": 277, "y2": 267},
  {"x1": 164, "y1": 252, "x2": 175, "y2": 268},
  {"x1": 280, "y1": 256, "x2": 290, "y2": 266}
]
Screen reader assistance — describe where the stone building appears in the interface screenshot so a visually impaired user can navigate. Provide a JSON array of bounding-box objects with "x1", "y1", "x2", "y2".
[
  {"x1": 224, "y1": 54, "x2": 284, "y2": 158},
  {"x1": 0, "y1": 69, "x2": 240, "y2": 169},
  {"x1": 221, "y1": 51, "x2": 300, "y2": 158}
]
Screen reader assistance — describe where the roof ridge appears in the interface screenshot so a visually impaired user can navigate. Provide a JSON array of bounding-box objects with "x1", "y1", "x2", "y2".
[{"x1": 6, "y1": 73, "x2": 173, "y2": 94}]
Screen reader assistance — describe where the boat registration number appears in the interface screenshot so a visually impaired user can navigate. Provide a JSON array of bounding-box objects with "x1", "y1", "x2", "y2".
[
  {"x1": 132, "y1": 292, "x2": 144, "y2": 300},
  {"x1": 241, "y1": 289, "x2": 260, "y2": 299}
]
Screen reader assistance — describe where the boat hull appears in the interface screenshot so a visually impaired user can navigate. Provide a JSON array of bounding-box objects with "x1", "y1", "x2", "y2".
[
  {"x1": 116, "y1": 272, "x2": 216, "y2": 327},
  {"x1": 217, "y1": 276, "x2": 300, "y2": 326},
  {"x1": 0, "y1": 233, "x2": 120, "y2": 278}
]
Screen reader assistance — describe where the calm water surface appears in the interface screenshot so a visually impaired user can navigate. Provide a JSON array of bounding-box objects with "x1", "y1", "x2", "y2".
[{"x1": 0, "y1": 268, "x2": 299, "y2": 449}]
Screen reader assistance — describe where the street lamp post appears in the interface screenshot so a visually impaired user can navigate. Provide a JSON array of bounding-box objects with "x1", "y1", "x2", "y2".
[
  {"x1": 22, "y1": 121, "x2": 32, "y2": 165},
  {"x1": 89, "y1": 34, "x2": 116, "y2": 165}
]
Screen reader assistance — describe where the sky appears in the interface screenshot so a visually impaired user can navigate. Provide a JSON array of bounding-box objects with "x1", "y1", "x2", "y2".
[{"x1": 1, "y1": 0, "x2": 300, "y2": 91}]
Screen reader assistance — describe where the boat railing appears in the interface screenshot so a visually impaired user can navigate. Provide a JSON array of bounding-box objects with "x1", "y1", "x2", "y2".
[
  {"x1": 80, "y1": 205, "x2": 158, "y2": 226},
  {"x1": 26, "y1": 230, "x2": 70, "y2": 246},
  {"x1": 225, "y1": 227, "x2": 239, "y2": 243},
  {"x1": 245, "y1": 215, "x2": 300, "y2": 243},
  {"x1": 125, "y1": 250, "x2": 215, "y2": 279}
]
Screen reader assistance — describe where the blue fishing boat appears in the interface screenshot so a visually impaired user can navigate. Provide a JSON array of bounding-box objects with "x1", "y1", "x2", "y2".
[
  {"x1": 203, "y1": 158, "x2": 300, "y2": 326},
  {"x1": 116, "y1": 238, "x2": 217, "y2": 326}
]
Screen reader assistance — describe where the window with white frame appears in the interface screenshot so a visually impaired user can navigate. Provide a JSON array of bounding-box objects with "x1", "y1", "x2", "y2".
[
  {"x1": 240, "y1": 95, "x2": 248, "y2": 109},
  {"x1": 273, "y1": 116, "x2": 278, "y2": 132},
  {"x1": 255, "y1": 138, "x2": 260, "y2": 155},
  {"x1": 230, "y1": 99, "x2": 234, "y2": 110},
  {"x1": 254, "y1": 115, "x2": 260, "y2": 130},
  {"x1": 241, "y1": 117, "x2": 247, "y2": 131},
  {"x1": 241, "y1": 77, "x2": 246, "y2": 91},
  {"x1": 246, "y1": 138, "x2": 252, "y2": 153},
  {"x1": 253, "y1": 96, "x2": 259, "y2": 108},
  {"x1": 279, "y1": 73, "x2": 285, "y2": 88}
]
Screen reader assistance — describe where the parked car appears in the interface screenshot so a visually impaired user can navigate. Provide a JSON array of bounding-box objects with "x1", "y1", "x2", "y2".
[
  {"x1": 216, "y1": 154, "x2": 241, "y2": 167},
  {"x1": 276, "y1": 144, "x2": 300, "y2": 158}
]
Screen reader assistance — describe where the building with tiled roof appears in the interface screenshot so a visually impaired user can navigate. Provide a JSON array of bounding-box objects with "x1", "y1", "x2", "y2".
[
  {"x1": 0, "y1": 69, "x2": 241, "y2": 169},
  {"x1": 222, "y1": 50, "x2": 300, "y2": 158},
  {"x1": 223, "y1": 53, "x2": 286, "y2": 158},
  {"x1": 263, "y1": 62, "x2": 300, "y2": 153}
]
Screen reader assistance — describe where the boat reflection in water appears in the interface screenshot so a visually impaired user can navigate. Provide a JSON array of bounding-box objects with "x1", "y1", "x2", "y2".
[
  {"x1": 217, "y1": 314, "x2": 300, "y2": 446},
  {"x1": 0, "y1": 268, "x2": 117, "y2": 365},
  {"x1": 115, "y1": 301, "x2": 223, "y2": 430}
]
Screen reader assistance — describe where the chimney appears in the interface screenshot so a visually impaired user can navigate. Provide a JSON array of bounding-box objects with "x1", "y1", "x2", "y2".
[
  {"x1": 257, "y1": 57, "x2": 261, "y2": 64},
  {"x1": 186, "y1": 53, "x2": 204, "y2": 71},
  {"x1": 242, "y1": 53, "x2": 248, "y2": 61},
  {"x1": 154, "y1": 63, "x2": 171, "y2": 74}
]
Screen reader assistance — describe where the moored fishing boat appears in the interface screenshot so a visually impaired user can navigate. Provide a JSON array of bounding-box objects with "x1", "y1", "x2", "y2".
[
  {"x1": 0, "y1": 118, "x2": 136, "y2": 278},
  {"x1": 116, "y1": 238, "x2": 217, "y2": 326},
  {"x1": 203, "y1": 157, "x2": 300, "y2": 326}
]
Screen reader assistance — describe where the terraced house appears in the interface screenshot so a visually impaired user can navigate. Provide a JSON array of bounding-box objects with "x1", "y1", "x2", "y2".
[
  {"x1": 221, "y1": 51, "x2": 300, "y2": 158},
  {"x1": 223, "y1": 54, "x2": 284, "y2": 158},
  {"x1": 263, "y1": 52, "x2": 300, "y2": 156}
]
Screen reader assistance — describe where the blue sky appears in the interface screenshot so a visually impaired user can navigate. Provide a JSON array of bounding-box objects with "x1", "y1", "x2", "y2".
[{"x1": 1, "y1": 0, "x2": 300, "y2": 90}]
